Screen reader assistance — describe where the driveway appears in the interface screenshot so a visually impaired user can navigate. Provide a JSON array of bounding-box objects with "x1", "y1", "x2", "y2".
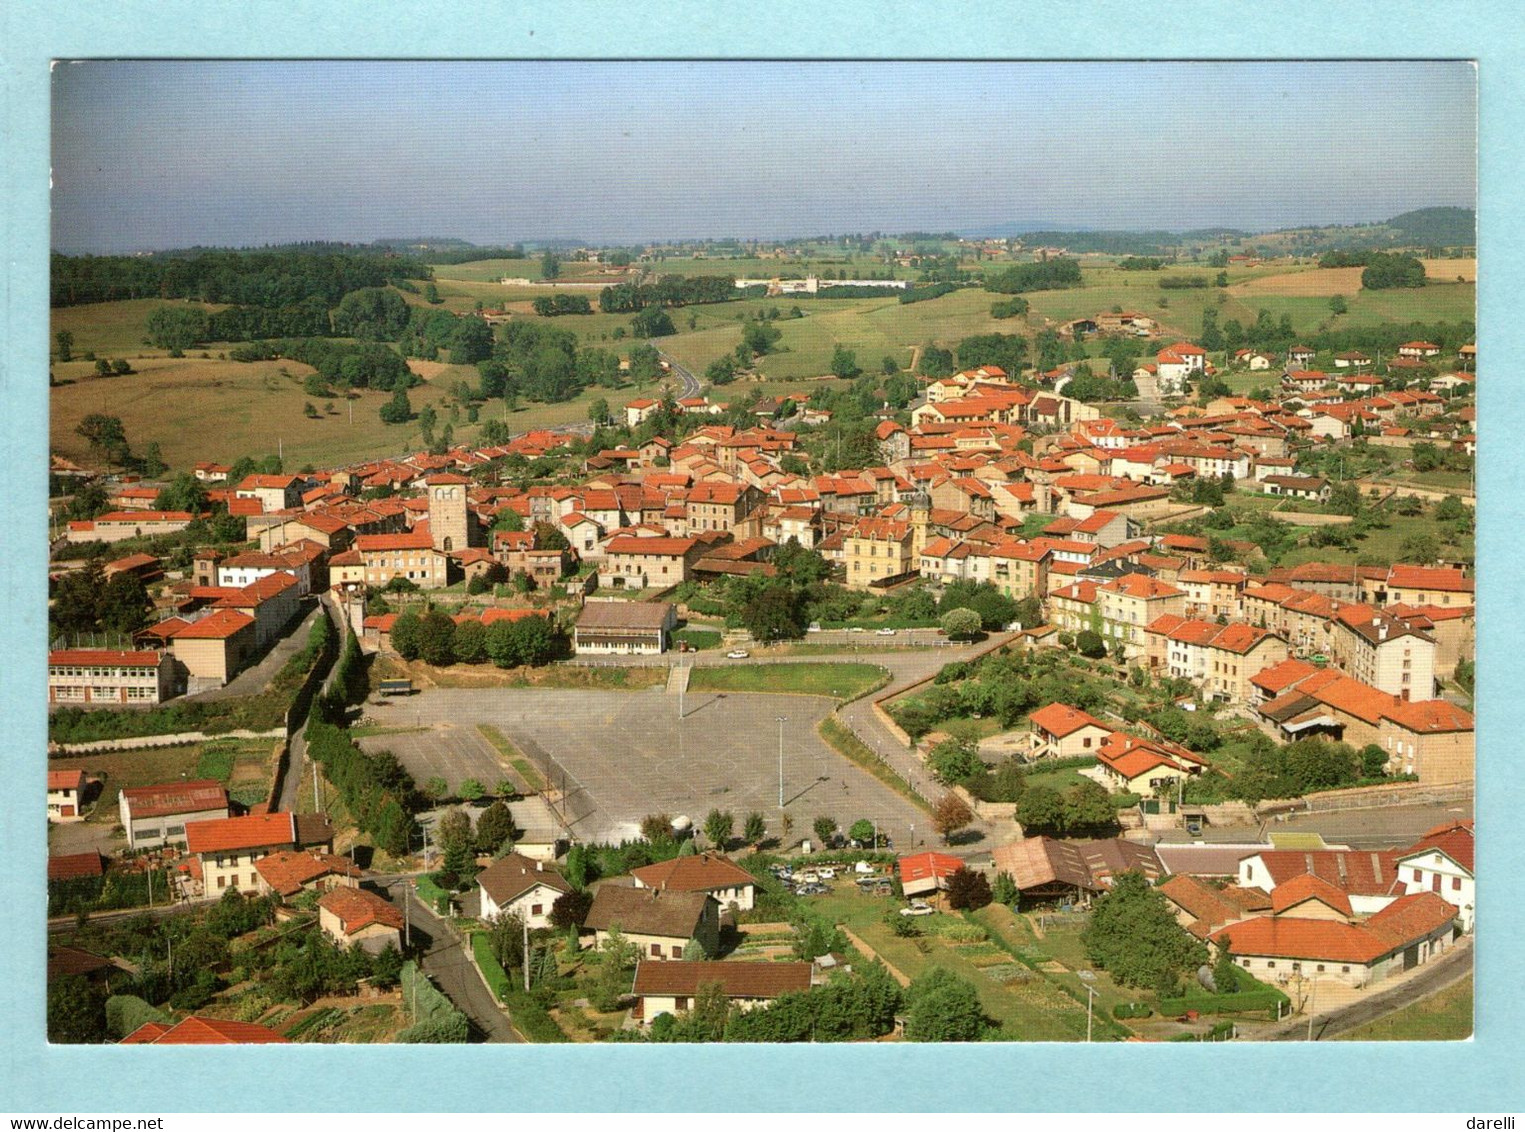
[{"x1": 367, "y1": 687, "x2": 929, "y2": 850}]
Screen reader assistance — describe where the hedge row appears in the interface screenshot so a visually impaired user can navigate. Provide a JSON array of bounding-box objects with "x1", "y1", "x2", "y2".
[
  {"x1": 395, "y1": 961, "x2": 468, "y2": 1043},
  {"x1": 470, "y1": 933, "x2": 566, "y2": 1043}
]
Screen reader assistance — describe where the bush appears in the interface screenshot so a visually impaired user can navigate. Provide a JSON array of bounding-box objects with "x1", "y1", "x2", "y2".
[
  {"x1": 395, "y1": 962, "x2": 469, "y2": 1043},
  {"x1": 1112, "y1": 1002, "x2": 1153, "y2": 1020}
]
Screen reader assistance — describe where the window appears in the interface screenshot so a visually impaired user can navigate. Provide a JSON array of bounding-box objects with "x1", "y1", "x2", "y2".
[
  {"x1": 1342, "y1": 966, "x2": 1351, "y2": 974},
  {"x1": 1316, "y1": 965, "x2": 1325, "y2": 973},
  {"x1": 1267, "y1": 961, "x2": 1276, "y2": 969},
  {"x1": 1452, "y1": 877, "x2": 1462, "y2": 891},
  {"x1": 217, "y1": 876, "x2": 227, "y2": 889},
  {"x1": 650, "y1": 943, "x2": 662, "y2": 957},
  {"x1": 674, "y1": 996, "x2": 689, "y2": 1011},
  {"x1": 671, "y1": 945, "x2": 683, "y2": 959},
  {"x1": 531, "y1": 903, "x2": 543, "y2": 916}
]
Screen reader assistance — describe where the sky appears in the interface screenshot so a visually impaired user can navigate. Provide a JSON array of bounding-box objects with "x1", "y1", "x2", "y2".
[{"x1": 50, "y1": 60, "x2": 1477, "y2": 252}]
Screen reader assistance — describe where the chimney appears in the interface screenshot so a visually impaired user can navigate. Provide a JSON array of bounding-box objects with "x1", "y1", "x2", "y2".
[{"x1": 536, "y1": 860, "x2": 543, "y2": 872}]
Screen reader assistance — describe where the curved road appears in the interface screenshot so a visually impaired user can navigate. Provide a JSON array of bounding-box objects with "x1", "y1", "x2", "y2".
[{"x1": 655, "y1": 345, "x2": 701, "y2": 400}]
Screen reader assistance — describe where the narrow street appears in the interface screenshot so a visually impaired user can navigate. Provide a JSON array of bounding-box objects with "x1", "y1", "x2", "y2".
[
  {"x1": 378, "y1": 877, "x2": 523, "y2": 1043},
  {"x1": 276, "y1": 596, "x2": 349, "y2": 815}
]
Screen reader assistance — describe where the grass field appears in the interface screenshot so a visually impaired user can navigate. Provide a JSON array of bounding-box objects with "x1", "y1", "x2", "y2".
[
  {"x1": 50, "y1": 352, "x2": 462, "y2": 470},
  {"x1": 51, "y1": 298, "x2": 229, "y2": 357},
  {"x1": 688, "y1": 662, "x2": 889, "y2": 700},
  {"x1": 1334, "y1": 974, "x2": 1472, "y2": 1041}
]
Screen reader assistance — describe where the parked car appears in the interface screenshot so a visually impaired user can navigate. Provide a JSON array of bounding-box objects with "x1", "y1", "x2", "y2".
[
  {"x1": 816, "y1": 867, "x2": 836, "y2": 880},
  {"x1": 846, "y1": 626, "x2": 864, "y2": 633},
  {"x1": 900, "y1": 901, "x2": 935, "y2": 917},
  {"x1": 798, "y1": 884, "x2": 829, "y2": 896},
  {"x1": 726, "y1": 649, "x2": 750, "y2": 659},
  {"x1": 796, "y1": 870, "x2": 819, "y2": 884},
  {"x1": 875, "y1": 627, "x2": 897, "y2": 636},
  {"x1": 807, "y1": 623, "x2": 822, "y2": 633}
]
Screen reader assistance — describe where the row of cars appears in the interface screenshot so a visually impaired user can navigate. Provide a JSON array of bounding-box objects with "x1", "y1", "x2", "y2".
[{"x1": 768, "y1": 860, "x2": 903, "y2": 901}]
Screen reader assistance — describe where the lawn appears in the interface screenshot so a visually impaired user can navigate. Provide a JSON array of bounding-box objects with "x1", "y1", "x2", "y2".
[
  {"x1": 688, "y1": 662, "x2": 889, "y2": 700},
  {"x1": 1334, "y1": 974, "x2": 1472, "y2": 1041}
]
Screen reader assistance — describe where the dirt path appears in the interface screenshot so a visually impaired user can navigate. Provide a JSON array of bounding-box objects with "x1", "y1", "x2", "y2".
[{"x1": 840, "y1": 926, "x2": 911, "y2": 987}]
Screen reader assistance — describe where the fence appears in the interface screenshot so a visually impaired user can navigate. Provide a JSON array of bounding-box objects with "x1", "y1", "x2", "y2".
[{"x1": 50, "y1": 728, "x2": 284, "y2": 755}]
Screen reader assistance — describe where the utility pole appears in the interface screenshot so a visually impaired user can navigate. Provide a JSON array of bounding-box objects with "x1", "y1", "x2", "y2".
[
  {"x1": 523, "y1": 915, "x2": 531, "y2": 993},
  {"x1": 403, "y1": 882, "x2": 411, "y2": 948},
  {"x1": 1306, "y1": 976, "x2": 1317, "y2": 1041},
  {"x1": 776, "y1": 716, "x2": 788, "y2": 808}
]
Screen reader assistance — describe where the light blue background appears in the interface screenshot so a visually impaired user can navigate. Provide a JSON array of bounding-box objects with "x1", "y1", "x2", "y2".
[{"x1": 3, "y1": 1, "x2": 1519, "y2": 1113}]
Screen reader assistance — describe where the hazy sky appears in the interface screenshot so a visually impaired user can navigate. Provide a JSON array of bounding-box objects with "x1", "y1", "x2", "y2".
[{"x1": 50, "y1": 60, "x2": 1477, "y2": 252}]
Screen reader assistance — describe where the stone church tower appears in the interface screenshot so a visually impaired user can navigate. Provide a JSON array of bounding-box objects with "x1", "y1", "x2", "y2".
[{"x1": 425, "y1": 473, "x2": 472, "y2": 553}]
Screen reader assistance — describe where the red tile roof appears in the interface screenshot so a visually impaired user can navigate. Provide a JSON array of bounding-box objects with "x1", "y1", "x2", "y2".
[
  {"x1": 1271, "y1": 874, "x2": 1354, "y2": 917},
  {"x1": 1381, "y1": 699, "x2": 1474, "y2": 734},
  {"x1": 318, "y1": 886, "x2": 405, "y2": 934},
  {"x1": 48, "y1": 851, "x2": 106, "y2": 881},
  {"x1": 120, "y1": 1017, "x2": 289, "y2": 1044},
  {"x1": 48, "y1": 648, "x2": 166, "y2": 668},
  {"x1": 356, "y1": 531, "x2": 437, "y2": 552},
  {"x1": 898, "y1": 851, "x2": 965, "y2": 886},
  {"x1": 254, "y1": 851, "x2": 362, "y2": 897},
  {"x1": 1028, "y1": 702, "x2": 1108, "y2": 738},
  {"x1": 185, "y1": 812, "x2": 296, "y2": 855},
  {"x1": 164, "y1": 609, "x2": 256, "y2": 641}
]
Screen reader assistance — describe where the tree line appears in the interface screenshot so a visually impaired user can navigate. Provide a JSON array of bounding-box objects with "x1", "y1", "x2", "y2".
[
  {"x1": 597, "y1": 275, "x2": 746, "y2": 312},
  {"x1": 983, "y1": 257, "x2": 1083, "y2": 294},
  {"x1": 50, "y1": 249, "x2": 430, "y2": 308}
]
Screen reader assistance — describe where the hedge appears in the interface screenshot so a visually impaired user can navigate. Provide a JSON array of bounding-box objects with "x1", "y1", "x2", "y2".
[
  {"x1": 470, "y1": 933, "x2": 566, "y2": 1043},
  {"x1": 1159, "y1": 987, "x2": 1288, "y2": 1018},
  {"x1": 395, "y1": 962, "x2": 468, "y2": 1043}
]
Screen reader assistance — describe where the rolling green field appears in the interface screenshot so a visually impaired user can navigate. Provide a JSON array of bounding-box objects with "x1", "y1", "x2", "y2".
[{"x1": 50, "y1": 250, "x2": 1475, "y2": 475}]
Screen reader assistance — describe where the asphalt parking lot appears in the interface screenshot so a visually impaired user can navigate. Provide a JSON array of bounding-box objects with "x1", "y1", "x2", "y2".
[{"x1": 361, "y1": 686, "x2": 930, "y2": 849}]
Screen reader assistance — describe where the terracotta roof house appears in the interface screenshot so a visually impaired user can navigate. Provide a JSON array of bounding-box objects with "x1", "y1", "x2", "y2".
[
  {"x1": 631, "y1": 852, "x2": 757, "y2": 913},
  {"x1": 631, "y1": 960, "x2": 813, "y2": 1024},
  {"x1": 1212, "y1": 891, "x2": 1459, "y2": 989},
  {"x1": 897, "y1": 851, "x2": 966, "y2": 901},
  {"x1": 254, "y1": 850, "x2": 362, "y2": 899},
  {"x1": 317, "y1": 887, "x2": 406, "y2": 954},
  {"x1": 583, "y1": 885, "x2": 720, "y2": 961},
  {"x1": 48, "y1": 851, "x2": 107, "y2": 882},
  {"x1": 120, "y1": 1017, "x2": 289, "y2": 1044}
]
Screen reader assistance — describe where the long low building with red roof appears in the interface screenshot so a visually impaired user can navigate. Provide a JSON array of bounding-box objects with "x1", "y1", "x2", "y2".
[
  {"x1": 1212, "y1": 891, "x2": 1461, "y2": 989},
  {"x1": 48, "y1": 648, "x2": 175, "y2": 707},
  {"x1": 118, "y1": 779, "x2": 230, "y2": 851},
  {"x1": 185, "y1": 812, "x2": 333, "y2": 896},
  {"x1": 898, "y1": 851, "x2": 965, "y2": 902}
]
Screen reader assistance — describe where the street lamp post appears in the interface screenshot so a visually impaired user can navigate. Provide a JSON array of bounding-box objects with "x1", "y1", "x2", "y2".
[
  {"x1": 776, "y1": 716, "x2": 788, "y2": 808},
  {"x1": 1079, "y1": 970, "x2": 1097, "y2": 1043}
]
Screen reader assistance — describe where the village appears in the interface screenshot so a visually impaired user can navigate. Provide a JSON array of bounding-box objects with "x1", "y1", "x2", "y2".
[{"x1": 46, "y1": 278, "x2": 1477, "y2": 1044}]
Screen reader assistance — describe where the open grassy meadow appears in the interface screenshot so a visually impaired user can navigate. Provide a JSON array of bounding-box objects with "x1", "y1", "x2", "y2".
[{"x1": 50, "y1": 351, "x2": 463, "y2": 471}]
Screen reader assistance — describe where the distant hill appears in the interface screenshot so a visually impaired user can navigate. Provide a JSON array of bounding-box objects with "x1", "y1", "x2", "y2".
[{"x1": 1385, "y1": 207, "x2": 1475, "y2": 247}]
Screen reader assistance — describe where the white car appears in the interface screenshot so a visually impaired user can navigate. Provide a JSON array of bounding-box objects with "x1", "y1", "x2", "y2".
[
  {"x1": 797, "y1": 870, "x2": 820, "y2": 884},
  {"x1": 816, "y1": 867, "x2": 836, "y2": 881},
  {"x1": 900, "y1": 901, "x2": 935, "y2": 917},
  {"x1": 726, "y1": 649, "x2": 750, "y2": 659},
  {"x1": 875, "y1": 627, "x2": 897, "y2": 636}
]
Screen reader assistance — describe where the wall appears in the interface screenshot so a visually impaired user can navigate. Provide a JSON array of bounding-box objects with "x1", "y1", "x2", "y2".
[{"x1": 50, "y1": 728, "x2": 284, "y2": 755}]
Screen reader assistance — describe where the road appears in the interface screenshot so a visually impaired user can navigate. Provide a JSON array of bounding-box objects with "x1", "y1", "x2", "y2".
[
  {"x1": 655, "y1": 345, "x2": 701, "y2": 400},
  {"x1": 377, "y1": 877, "x2": 523, "y2": 1043},
  {"x1": 1261, "y1": 939, "x2": 1472, "y2": 1041},
  {"x1": 276, "y1": 596, "x2": 348, "y2": 814}
]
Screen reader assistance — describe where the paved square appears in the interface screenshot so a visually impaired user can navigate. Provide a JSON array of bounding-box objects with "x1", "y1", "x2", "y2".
[{"x1": 359, "y1": 686, "x2": 929, "y2": 848}]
